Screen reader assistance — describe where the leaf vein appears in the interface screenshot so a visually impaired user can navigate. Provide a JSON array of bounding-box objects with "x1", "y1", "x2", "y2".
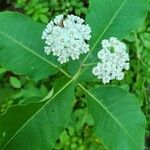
[
  {"x1": 2, "y1": 79, "x2": 74, "y2": 149},
  {"x1": 0, "y1": 30, "x2": 70, "y2": 78},
  {"x1": 78, "y1": 83, "x2": 138, "y2": 146}
]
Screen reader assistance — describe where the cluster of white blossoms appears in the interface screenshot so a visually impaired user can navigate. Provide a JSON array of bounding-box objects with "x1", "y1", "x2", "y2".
[
  {"x1": 41, "y1": 14, "x2": 91, "y2": 64},
  {"x1": 92, "y1": 37, "x2": 130, "y2": 84}
]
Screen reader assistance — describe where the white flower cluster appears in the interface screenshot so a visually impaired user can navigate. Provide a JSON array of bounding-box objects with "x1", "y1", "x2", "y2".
[
  {"x1": 42, "y1": 14, "x2": 91, "y2": 64},
  {"x1": 92, "y1": 37, "x2": 129, "y2": 84}
]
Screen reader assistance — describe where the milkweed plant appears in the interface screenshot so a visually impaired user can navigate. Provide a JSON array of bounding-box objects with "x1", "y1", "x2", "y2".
[{"x1": 0, "y1": 0, "x2": 149, "y2": 150}]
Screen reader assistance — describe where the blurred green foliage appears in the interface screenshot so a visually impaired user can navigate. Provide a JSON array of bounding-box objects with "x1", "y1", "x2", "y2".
[
  {"x1": 13, "y1": 0, "x2": 88, "y2": 23},
  {"x1": 0, "y1": 0, "x2": 150, "y2": 149}
]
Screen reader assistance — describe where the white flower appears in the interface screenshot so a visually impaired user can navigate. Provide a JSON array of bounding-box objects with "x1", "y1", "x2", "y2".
[
  {"x1": 42, "y1": 14, "x2": 91, "y2": 64},
  {"x1": 92, "y1": 37, "x2": 130, "y2": 84}
]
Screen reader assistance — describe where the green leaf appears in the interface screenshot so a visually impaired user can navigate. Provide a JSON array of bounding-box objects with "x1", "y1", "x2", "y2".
[
  {"x1": 86, "y1": 0, "x2": 148, "y2": 62},
  {"x1": 0, "y1": 77, "x2": 75, "y2": 150},
  {"x1": 0, "y1": 68, "x2": 7, "y2": 74},
  {"x1": 0, "y1": 12, "x2": 69, "y2": 81},
  {"x1": 81, "y1": 85, "x2": 146, "y2": 150},
  {"x1": 9, "y1": 77, "x2": 21, "y2": 89},
  {"x1": 39, "y1": 14, "x2": 49, "y2": 23},
  {"x1": 77, "y1": 65, "x2": 97, "y2": 82},
  {"x1": 21, "y1": 87, "x2": 43, "y2": 98}
]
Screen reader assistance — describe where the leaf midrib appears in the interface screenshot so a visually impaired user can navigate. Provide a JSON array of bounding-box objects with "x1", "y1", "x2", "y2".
[
  {"x1": 0, "y1": 30, "x2": 70, "y2": 78},
  {"x1": 78, "y1": 83, "x2": 138, "y2": 147},
  {"x1": 2, "y1": 79, "x2": 74, "y2": 150},
  {"x1": 83, "y1": 0, "x2": 128, "y2": 64}
]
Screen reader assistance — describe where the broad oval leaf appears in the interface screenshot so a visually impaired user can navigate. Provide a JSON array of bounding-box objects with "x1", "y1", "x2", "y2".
[
  {"x1": 82, "y1": 85, "x2": 146, "y2": 150},
  {"x1": 0, "y1": 77, "x2": 75, "y2": 150},
  {"x1": 0, "y1": 12, "x2": 69, "y2": 81}
]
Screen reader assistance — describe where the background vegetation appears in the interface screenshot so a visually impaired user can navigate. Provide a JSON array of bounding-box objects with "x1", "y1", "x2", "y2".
[{"x1": 0, "y1": 0, "x2": 149, "y2": 149}]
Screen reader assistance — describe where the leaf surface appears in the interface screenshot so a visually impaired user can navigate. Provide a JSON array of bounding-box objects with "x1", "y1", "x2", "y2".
[
  {"x1": 81, "y1": 85, "x2": 146, "y2": 150},
  {"x1": 85, "y1": 0, "x2": 148, "y2": 62},
  {"x1": 0, "y1": 12, "x2": 69, "y2": 80},
  {"x1": 0, "y1": 78, "x2": 75, "y2": 150}
]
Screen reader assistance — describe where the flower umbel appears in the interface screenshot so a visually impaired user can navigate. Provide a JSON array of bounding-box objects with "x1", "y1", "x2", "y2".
[
  {"x1": 42, "y1": 14, "x2": 91, "y2": 64},
  {"x1": 92, "y1": 37, "x2": 129, "y2": 84}
]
